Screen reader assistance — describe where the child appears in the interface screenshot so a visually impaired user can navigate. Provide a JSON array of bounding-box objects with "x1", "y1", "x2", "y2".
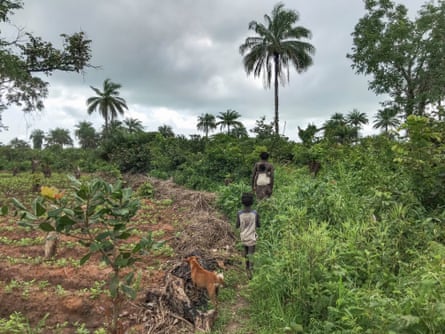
[
  {"x1": 236, "y1": 192, "x2": 260, "y2": 279},
  {"x1": 252, "y1": 151, "x2": 274, "y2": 200}
]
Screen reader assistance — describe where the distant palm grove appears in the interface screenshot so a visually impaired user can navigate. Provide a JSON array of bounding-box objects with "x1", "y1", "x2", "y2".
[{"x1": 2, "y1": 0, "x2": 445, "y2": 333}]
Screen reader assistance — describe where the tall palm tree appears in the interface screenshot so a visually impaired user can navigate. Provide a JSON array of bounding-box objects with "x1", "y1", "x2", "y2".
[
  {"x1": 239, "y1": 2, "x2": 315, "y2": 135},
  {"x1": 196, "y1": 113, "x2": 217, "y2": 138},
  {"x1": 29, "y1": 129, "x2": 45, "y2": 150},
  {"x1": 123, "y1": 118, "x2": 144, "y2": 133},
  {"x1": 347, "y1": 109, "x2": 369, "y2": 129},
  {"x1": 46, "y1": 128, "x2": 73, "y2": 148},
  {"x1": 216, "y1": 109, "x2": 243, "y2": 135},
  {"x1": 86, "y1": 79, "x2": 128, "y2": 132},
  {"x1": 373, "y1": 108, "x2": 401, "y2": 134},
  {"x1": 74, "y1": 121, "x2": 98, "y2": 149}
]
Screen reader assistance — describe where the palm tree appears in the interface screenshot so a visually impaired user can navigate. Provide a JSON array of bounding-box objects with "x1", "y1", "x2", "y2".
[
  {"x1": 74, "y1": 121, "x2": 98, "y2": 149},
  {"x1": 30, "y1": 129, "x2": 45, "y2": 150},
  {"x1": 123, "y1": 118, "x2": 144, "y2": 133},
  {"x1": 158, "y1": 124, "x2": 175, "y2": 138},
  {"x1": 347, "y1": 109, "x2": 369, "y2": 129},
  {"x1": 86, "y1": 79, "x2": 128, "y2": 132},
  {"x1": 216, "y1": 109, "x2": 243, "y2": 135},
  {"x1": 322, "y1": 113, "x2": 357, "y2": 144},
  {"x1": 239, "y1": 2, "x2": 315, "y2": 135},
  {"x1": 46, "y1": 128, "x2": 73, "y2": 148},
  {"x1": 373, "y1": 108, "x2": 401, "y2": 134},
  {"x1": 196, "y1": 113, "x2": 217, "y2": 138}
]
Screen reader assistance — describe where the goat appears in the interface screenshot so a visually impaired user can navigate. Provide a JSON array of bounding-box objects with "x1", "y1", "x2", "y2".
[{"x1": 185, "y1": 256, "x2": 224, "y2": 307}]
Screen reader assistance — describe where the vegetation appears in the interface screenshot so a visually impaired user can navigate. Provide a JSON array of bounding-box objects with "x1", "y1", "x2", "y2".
[
  {"x1": 1, "y1": 0, "x2": 445, "y2": 333},
  {"x1": 86, "y1": 79, "x2": 128, "y2": 133},
  {"x1": 5, "y1": 177, "x2": 158, "y2": 334},
  {"x1": 0, "y1": 0, "x2": 92, "y2": 129},
  {"x1": 239, "y1": 2, "x2": 315, "y2": 135},
  {"x1": 348, "y1": 0, "x2": 445, "y2": 118}
]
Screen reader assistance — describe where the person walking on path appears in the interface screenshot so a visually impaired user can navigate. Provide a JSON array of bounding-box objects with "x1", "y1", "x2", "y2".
[
  {"x1": 236, "y1": 192, "x2": 260, "y2": 279},
  {"x1": 252, "y1": 151, "x2": 274, "y2": 200}
]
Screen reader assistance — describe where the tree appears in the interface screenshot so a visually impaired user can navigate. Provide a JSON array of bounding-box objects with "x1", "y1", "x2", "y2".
[
  {"x1": 123, "y1": 118, "x2": 144, "y2": 133},
  {"x1": 348, "y1": 0, "x2": 445, "y2": 118},
  {"x1": 346, "y1": 109, "x2": 369, "y2": 138},
  {"x1": 297, "y1": 124, "x2": 318, "y2": 146},
  {"x1": 46, "y1": 128, "x2": 73, "y2": 148},
  {"x1": 240, "y1": 2, "x2": 315, "y2": 135},
  {"x1": 30, "y1": 129, "x2": 45, "y2": 150},
  {"x1": 346, "y1": 109, "x2": 369, "y2": 129},
  {"x1": 158, "y1": 124, "x2": 175, "y2": 138},
  {"x1": 86, "y1": 79, "x2": 128, "y2": 132},
  {"x1": 231, "y1": 123, "x2": 248, "y2": 139},
  {"x1": 216, "y1": 109, "x2": 243, "y2": 135},
  {"x1": 0, "y1": 1, "x2": 92, "y2": 129},
  {"x1": 196, "y1": 113, "x2": 217, "y2": 138},
  {"x1": 74, "y1": 121, "x2": 98, "y2": 149},
  {"x1": 373, "y1": 108, "x2": 401, "y2": 134},
  {"x1": 9, "y1": 138, "x2": 30, "y2": 149},
  {"x1": 322, "y1": 113, "x2": 357, "y2": 144},
  {"x1": 251, "y1": 116, "x2": 275, "y2": 139}
]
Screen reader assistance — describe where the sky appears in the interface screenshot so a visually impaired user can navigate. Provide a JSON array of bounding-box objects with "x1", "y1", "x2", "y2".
[{"x1": 0, "y1": 0, "x2": 427, "y2": 145}]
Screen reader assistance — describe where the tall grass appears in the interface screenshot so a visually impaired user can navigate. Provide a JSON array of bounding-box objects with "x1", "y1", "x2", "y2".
[{"x1": 217, "y1": 153, "x2": 445, "y2": 333}]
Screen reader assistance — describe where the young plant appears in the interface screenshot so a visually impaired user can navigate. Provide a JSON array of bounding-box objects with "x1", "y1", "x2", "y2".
[{"x1": 6, "y1": 176, "x2": 156, "y2": 334}]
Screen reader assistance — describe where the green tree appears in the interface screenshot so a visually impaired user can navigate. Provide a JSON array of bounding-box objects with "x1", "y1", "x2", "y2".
[
  {"x1": 347, "y1": 109, "x2": 369, "y2": 129},
  {"x1": 251, "y1": 116, "x2": 275, "y2": 139},
  {"x1": 297, "y1": 124, "x2": 318, "y2": 146},
  {"x1": 29, "y1": 129, "x2": 45, "y2": 150},
  {"x1": 74, "y1": 121, "x2": 98, "y2": 149},
  {"x1": 158, "y1": 124, "x2": 175, "y2": 138},
  {"x1": 239, "y1": 2, "x2": 315, "y2": 135},
  {"x1": 230, "y1": 123, "x2": 248, "y2": 139},
  {"x1": 196, "y1": 113, "x2": 217, "y2": 138},
  {"x1": 323, "y1": 113, "x2": 357, "y2": 144},
  {"x1": 86, "y1": 79, "x2": 128, "y2": 133},
  {"x1": 373, "y1": 108, "x2": 401, "y2": 134},
  {"x1": 216, "y1": 109, "x2": 243, "y2": 135},
  {"x1": 346, "y1": 108, "x2": 369, "y2": 138},
  {"x1": 123, "y1": 118, "x2": 144, "y2": 133},
  {"x1": 46, "y1": 128, "x2": 73, "y2": 148},
  {"x1": 348, "y1": 0, "x2": 445, "y2": 118},
  {"x1": 9, "y1": 138, "x2": 30, "y2": 149},
  {"x1": 0, "y1": 1, "x2": 92, "y2": 129}
]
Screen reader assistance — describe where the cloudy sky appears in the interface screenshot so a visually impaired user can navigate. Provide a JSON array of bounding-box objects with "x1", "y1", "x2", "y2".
[{"x1": 0, "y1": 0, "x2": 426, "y2": 145}]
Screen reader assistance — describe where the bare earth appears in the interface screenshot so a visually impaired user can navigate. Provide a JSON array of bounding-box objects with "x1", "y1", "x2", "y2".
[{"x1": 0, "y1": 175, "x2": 247, "y2": 333}]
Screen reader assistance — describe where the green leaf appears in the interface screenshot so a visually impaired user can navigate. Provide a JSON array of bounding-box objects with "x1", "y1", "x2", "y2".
[
  {"x1": 11, "y1": 197, "x2": 27, "y2": 211},
  {"x1": 62, "y1": 208, "x2": 75, "y2": 216},
  {"x1": 39, "y1": 222, "x2": 55, "y2": 232},
  {"x1": 22, "y1": 211, "x2": 38, "y2": 221},
  {"x1": 47, "y1": 207, "x2": 63, "y2": 217},
  {"x1": 124, "y1": 272, "x2": 134, "y2": 285},
  {"x1": 80, "y1": 253, "x2": 91, "y2": 265},
  {"x1": 121, "y1": 284, "x2": 136, "y2": 299},
  {"x1": 95, "y1": 231, "x2": 111, "y2": 241},
  {"x1": 56, "y1": 216, "x2": 76, "y2": 231},
  {"x1": 33, "y1": 200, "x2": 46, "y2": 217},
  {"x1": 116, "y1": 231, "x2": 131, "y2": 240},
  {"x1": 1, "y1": 205, "x2": 8, "y2": 216}
]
